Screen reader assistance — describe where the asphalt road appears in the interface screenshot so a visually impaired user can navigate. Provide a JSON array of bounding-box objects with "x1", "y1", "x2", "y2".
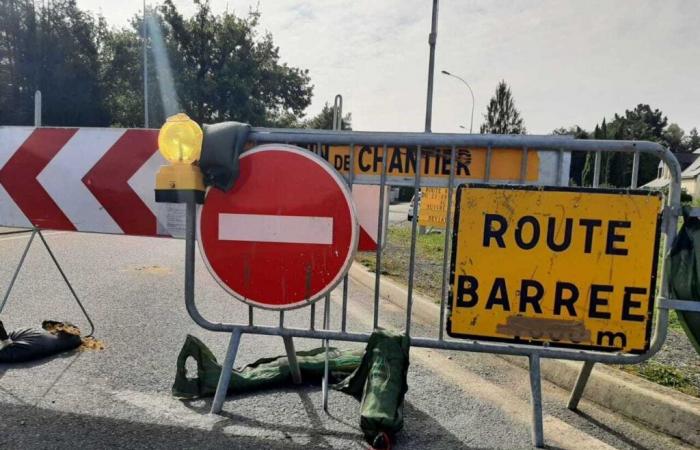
[
  {"x1": 388, "y1": 201, "x2": 410, "y2": 224},
  {"x1": 0, "y1": 229, "x2": 691, "y2": 449}
]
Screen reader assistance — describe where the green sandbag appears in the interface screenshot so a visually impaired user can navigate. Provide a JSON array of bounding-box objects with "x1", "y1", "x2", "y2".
[
  {"x1": 172, "y1": 334, "x2": 362, "y2": 399},
  {"x1": 335, "y1": 329, "x2": 410, "y2": 448},
  {"x1": 172, "y1": 331, "x2": 411, "y2": 448},
  {"x1": 668, "y1": 208, "x2": 700, "y2": 355}
]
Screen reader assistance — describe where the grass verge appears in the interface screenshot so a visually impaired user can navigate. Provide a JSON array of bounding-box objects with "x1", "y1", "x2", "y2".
[
  {"x1": 618, "y1": 362, "x2": 700, "y2": 397},
  {"x1": 357, "y1": 224, "x2": 447, "y2": 302}
]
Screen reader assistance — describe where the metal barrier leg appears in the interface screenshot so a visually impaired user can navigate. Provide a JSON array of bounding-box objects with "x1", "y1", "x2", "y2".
[
  {"x1": 322, "y1": 294, "x2": 331, "y2": 411},
  {"x1": 567, "y1": 361, "x2": 594, "y2": 411},
  {"x1": 322, "y1": 344, "x2": 330, "y2": 411},
  {"x1": 283, "y1": 335, "x2": 303, "y2": 385},
  {"x1": 210, "y1": 329, "x2": 242, "y2": 414},
  {"x1": 528, "y1": 354, "x2": 545, "y2": 448},
  {"x1": 0, "y1": 230, "x2": 36, "y2": 314},
  {"x1": 0, "y1": 228, "x2": 95, "y2": 337},
  {"x1": 36, "y1": 229, "x2": 95, "y2": 337}
]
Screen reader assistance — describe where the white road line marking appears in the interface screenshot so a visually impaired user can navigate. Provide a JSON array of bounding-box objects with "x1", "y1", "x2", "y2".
[
  {"x1": 0, "y1": 231, "x2": 66, "y2": 242},
  {"x1": 218, "y1": 214, "x2": 333, "y2": 244}
]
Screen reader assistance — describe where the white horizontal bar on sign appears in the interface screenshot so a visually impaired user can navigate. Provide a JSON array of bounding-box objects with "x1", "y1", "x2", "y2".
[{"x1": 218, "y1": 214, "x2": 333, "y2": 245}]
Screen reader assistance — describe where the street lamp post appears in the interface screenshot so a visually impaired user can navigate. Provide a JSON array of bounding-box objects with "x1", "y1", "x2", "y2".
[
  {"x1": 143, "y1": 0, "x2": 149, "y2": 128},
  {"x1": 424, "y1": 0, "x2": 439, "y2": 132},
  {"x1": 442, "y1": 70, "x2": 475, "y2": 133}
]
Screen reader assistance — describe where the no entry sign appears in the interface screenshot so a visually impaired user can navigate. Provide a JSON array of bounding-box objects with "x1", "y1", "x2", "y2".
[{"x1": 198, "y1": 144, "x2": 358, "y2": 310}]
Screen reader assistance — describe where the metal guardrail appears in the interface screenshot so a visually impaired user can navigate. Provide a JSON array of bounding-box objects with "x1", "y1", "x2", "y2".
[{"x1": 183, "y1": 128, "x2": 682, "y2": 448}]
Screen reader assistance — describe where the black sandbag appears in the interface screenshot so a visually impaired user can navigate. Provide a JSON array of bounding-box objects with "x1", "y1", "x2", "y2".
[{"x1": 0, "y1": 320, "x2": 82, "y2": 363}]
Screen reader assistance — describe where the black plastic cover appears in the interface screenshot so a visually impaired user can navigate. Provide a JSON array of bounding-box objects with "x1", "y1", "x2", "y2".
[{"x1": 199, "y1": 122, "x2": 251, "y2": 192}]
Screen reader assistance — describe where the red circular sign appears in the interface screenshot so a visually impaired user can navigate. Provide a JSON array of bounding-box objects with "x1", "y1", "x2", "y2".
[{"x1": 198, "y1": 144, "x2": 358, "y2": 310}]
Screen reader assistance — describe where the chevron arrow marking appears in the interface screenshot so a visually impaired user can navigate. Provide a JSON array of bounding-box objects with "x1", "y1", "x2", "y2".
[
  {"x1": 0, "y1": 127, "x2": 33, "y2": 228},
  {"x1": 0, "y1": 128, "x2": 78, "y2": 230},
  {"x1": 82, "y1": 129, "x2": 159, "y2": 236},
  {"x1": 38, "y1": 128, "x2": 124, "y2": 233}
]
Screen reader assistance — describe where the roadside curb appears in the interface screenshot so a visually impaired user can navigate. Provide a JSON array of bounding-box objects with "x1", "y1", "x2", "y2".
[{"x1": 348, "y1": 262, "x2": 700, "y2": 447}]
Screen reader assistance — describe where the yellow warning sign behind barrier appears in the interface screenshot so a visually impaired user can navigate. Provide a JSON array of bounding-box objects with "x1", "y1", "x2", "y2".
[
  {"x1": 418, "y1": 188, "x2": 453, "y2": 228},
  {"x1": 447, "y1": 185, "x2": 662, "y2": 354}
]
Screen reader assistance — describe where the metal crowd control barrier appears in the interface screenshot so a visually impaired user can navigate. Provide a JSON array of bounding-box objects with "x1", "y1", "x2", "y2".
[{"x1": 183, "y1": 129, "x2": 684, "y2": 448}]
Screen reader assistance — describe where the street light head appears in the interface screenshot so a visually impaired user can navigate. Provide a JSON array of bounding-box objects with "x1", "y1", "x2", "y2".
[{"x1": 441, "y1": 72, "x2": 475, "y2": 134}]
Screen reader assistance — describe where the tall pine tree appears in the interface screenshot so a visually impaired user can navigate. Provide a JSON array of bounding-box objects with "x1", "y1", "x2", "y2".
[{"x1": 479, "y1": 80, "x2": 525, "y2": 134}]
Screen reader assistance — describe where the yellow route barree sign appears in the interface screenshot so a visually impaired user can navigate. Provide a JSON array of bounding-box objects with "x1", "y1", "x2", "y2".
[{"x1": 447, "y1": 185, "x2": 662, "y2": 354}]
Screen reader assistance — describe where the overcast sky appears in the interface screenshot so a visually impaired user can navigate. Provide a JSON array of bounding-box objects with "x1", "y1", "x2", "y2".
[{"x1": 77, "y1": 0, "x2": 699, "y2": 134}]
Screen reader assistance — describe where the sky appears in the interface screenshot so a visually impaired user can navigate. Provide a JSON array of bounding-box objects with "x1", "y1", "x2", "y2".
[{"x1": 76, "y1": 0, "x2": 700, "y2": 134}]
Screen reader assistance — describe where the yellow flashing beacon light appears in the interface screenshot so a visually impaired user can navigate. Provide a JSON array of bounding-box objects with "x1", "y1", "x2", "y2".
[{"x1": 155, "y1": 113, "x2": 205, "y2": 204}]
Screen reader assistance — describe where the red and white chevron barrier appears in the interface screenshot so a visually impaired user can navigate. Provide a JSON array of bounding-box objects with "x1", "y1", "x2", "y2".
[
  {"x1": 0, "y1": 127, "x2": 165, "y2": 235},
  {"x1": 0, "y1": 126, "x2": 383, "y2": 249}
]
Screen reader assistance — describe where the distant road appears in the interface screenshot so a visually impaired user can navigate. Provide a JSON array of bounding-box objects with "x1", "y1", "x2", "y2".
[{"x1": 389, "y1": 201, "x2": 410, "y2": 224}]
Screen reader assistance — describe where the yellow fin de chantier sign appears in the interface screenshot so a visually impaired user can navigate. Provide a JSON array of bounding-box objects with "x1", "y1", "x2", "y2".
[
  {"x1": 304, "y1": 145, "x2": 539, "y2": 181},
  {"x1": 447, "y1": 185, "x2": 662, "y2": 354}
]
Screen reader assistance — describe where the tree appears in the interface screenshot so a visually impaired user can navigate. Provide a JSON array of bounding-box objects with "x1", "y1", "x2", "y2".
[
  {"x1": 578, "y1": 105, "x2": 670, "y2": 187},
  {"x1": 158, "y1": 0, "x2": 313, "y2": 126},
  {"x1": 479, "y1": 80, "x2": 525, "y2": 134},
  {"x1": 303, "y1": 102, "x2": 352, "y2": 130},
  {"x1": 100, "y1": 10, "x2": 177, "y2": 128},
  {"x1": 684, "y1": 128, "x2": 700, "y2": 152},
  {"x1": 553, "y1": 125, "x2": 588, "y2": 139},
  {"x1": 663, "y1": 123, "x2": 686, "y2": 153},
  {"x1": 609, "y1": 105, "x2": 667, "y2": 185},
  {"x1": 99, "y1": 27, "x2": 145, "y2": 127},
  {"x1": 0, "y1": 0, "x2": 34, "y2": 125},
  {"x1": 39, "y1": 1, "x2": 108, "y2": 126},
  {"x1": 0, "y1": 0, "x2": 314, "y2": 128},
  {"x1": 0, "y1": 0, "x2": 108, "y2": 126},
  {"x1": 613, "y1": 104, "x2": 667, "y2": 141}
]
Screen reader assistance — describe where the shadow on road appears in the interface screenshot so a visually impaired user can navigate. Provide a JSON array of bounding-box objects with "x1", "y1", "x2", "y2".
[
  {"x1": 574, "y1": 409, "x2": 654, "y2": 450},
  {"x1": 0, "y1": 350, "x2": 82, "y2": 407},
  {"x1": 181, "y1": 385, "x2": 482, "y2": 449},
  {"x1": 0, "y1": 400, "x2": 329, "y2": 449}
]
